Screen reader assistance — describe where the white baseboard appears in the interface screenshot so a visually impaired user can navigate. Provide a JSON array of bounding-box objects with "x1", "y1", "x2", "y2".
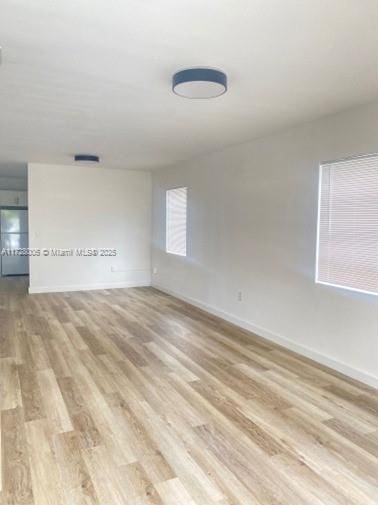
[
  {"x1": 29, "y1": 280, "x2": 151, "y2": 294},
  {"x1": 153, "y1": 283, "x2": 378, "y2": 389}
]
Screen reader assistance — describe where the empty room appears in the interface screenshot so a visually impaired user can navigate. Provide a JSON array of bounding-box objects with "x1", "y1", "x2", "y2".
[{"x1": 0, "y1": 1, "x2": 377, "y2": 504}]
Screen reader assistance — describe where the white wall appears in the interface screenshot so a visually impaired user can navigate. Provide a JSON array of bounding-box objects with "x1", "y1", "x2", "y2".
[
  {"x1": 29, "y1": 163, "x2": 151, "y2": 293},
  {"x1": 152, "y1": 100, "x2": 378, "y2": 388},
  {"x1": 0, "y1": 176, "x2": 27, "y2": 191}
]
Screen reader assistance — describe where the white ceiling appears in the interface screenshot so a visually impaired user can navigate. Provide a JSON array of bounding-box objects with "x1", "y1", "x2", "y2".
[{"x1": 1, "y1": 0, "x2": 378, "y2": 176}]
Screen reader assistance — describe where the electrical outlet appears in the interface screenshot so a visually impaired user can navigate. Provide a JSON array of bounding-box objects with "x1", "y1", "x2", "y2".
[
  {"x1": 153, "y1": 267, "x2": 158, "y2": 275},
  {"x1": 237, "y1": 291, "x2": 243, "y2": 302},
  {"x1": 111, "y1": 266, "x2": 116, "y2": 272}
]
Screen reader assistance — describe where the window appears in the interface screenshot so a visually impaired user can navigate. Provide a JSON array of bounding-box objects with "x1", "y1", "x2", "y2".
[
  {"x1": 316, "y1": 154, "x2": 378, "y2": 296},
  {"x1": 166, "y1": 187, "x2": 187, "y2": 256}
]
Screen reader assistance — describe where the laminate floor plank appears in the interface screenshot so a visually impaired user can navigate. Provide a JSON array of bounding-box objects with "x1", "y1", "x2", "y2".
[
  {"x1": 0, "y1": 280, "x2": 376, "y2": 504},
  {"x1": 1, "y1": 407, "x2": 34, "y2": 505}
]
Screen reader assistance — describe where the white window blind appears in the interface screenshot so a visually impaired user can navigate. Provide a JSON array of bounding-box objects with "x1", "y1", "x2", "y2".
[
  {"x1": 166, "y1": 187, "x2": 187, "y2": 256},
  {"x1": 316, "y1": 155, "x2": 378, "y2": 295}
]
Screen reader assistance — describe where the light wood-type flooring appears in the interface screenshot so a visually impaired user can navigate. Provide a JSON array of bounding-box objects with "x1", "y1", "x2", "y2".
[{"x1": 0, "y1": 280, "x2": 377, "y2": 504}]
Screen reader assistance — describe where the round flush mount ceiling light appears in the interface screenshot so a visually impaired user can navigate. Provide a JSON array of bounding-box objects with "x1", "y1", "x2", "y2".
[
  {"x1": 74, "y1": 154, "x2": 100, "y2": 163},
  {"x1": 172, "y1": 68, "x2": 227, "y2": 99}
]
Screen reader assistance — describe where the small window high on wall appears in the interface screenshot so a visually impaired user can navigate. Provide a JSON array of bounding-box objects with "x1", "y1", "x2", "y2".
[
  {"x1": 316, "y1": 154, "x2": 378, "y2": 296},
  {"x1": 166, "y1": 187, "x2": 187, "y2": 256}
]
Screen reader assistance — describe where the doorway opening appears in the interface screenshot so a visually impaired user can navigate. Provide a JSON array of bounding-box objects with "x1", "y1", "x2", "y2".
[{"x1": 0, "y1": 167, "x2": 29, "y2": 294}]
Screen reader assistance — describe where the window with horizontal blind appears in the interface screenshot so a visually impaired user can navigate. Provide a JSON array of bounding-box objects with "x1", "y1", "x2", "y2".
[
  {"x1": 316, "y1": 154, "x2": 378, "y2": 295},
  {"x1": 166, "y1": 187, "x2": 187, "y2": 256}
]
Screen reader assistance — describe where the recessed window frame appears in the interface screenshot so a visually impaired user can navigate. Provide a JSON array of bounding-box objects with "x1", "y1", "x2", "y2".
[
  {"x1": 315, "y1": 152, "x2": 378, "y2": 297},
  {"x1": 165, "y1": 186, "x2": 188, "y2": 257}
]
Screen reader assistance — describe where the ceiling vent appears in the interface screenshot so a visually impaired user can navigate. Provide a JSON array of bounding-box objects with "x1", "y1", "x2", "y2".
[{"x1": 74, "y1": 154, "x2": 100, "y2": 163}]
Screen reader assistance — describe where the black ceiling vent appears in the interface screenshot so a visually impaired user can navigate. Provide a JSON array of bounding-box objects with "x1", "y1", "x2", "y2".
[{"x1": 74, "y1": 154, "x2": 100, "y2": 163}]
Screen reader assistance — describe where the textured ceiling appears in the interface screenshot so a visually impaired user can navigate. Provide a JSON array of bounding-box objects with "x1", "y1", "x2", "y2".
[{"x1": 1, "y1": 0, "x2": 378, "y2": 175}]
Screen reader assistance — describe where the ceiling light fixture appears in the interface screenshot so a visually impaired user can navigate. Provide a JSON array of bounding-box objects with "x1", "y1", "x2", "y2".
[
  {"x1": 172, "y1": 68, "x2": 227, "y2": 99},
  {"x1": 74, "y1": 154, "x2": 100, "y2": 163}
]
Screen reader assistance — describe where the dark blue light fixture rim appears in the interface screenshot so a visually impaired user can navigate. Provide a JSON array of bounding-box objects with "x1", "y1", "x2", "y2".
[
  {"x1": 172, "y1": 68, "x2": 227, "y2": 97},
  {"x1": 74, "y1": 154, "x2": 100, "y2": 163}
]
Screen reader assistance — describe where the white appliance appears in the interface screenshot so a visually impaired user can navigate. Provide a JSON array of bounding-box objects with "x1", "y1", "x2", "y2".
[{"x1": 0, "y1": 209, "x2": 29, "y2": 276}]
